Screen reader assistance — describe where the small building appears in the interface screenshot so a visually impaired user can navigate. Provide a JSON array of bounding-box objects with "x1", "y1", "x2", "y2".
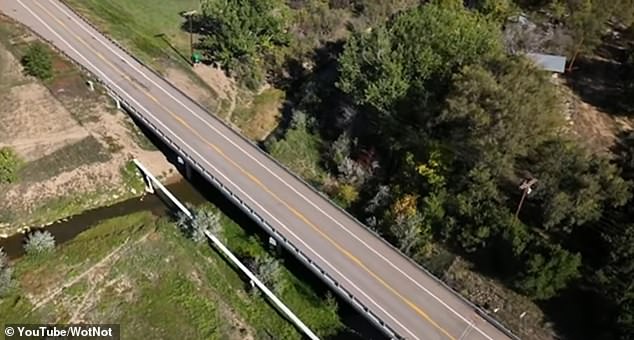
[{"x1": 526, "y1": 53, "x2": 567, "y2": 74}]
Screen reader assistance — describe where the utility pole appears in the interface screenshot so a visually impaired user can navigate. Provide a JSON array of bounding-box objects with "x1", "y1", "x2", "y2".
[{"x1": 515, "y1": 178, "x2": 538, "y2": 219}]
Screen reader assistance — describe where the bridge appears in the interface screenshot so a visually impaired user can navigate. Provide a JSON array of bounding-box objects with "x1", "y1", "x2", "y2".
[{"x1": 1, "y1": 1, "x2": 517, "y2": 339}]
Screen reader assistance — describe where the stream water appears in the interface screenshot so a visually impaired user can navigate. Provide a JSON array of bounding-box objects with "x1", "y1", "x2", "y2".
[{"x1": 0, "y1": 179, "x2": 205, "y2": 259}]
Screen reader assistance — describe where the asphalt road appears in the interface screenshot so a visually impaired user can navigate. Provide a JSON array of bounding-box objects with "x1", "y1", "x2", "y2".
[{"x1": 1, "y1": 1, "x2": 515, "y2": 339}]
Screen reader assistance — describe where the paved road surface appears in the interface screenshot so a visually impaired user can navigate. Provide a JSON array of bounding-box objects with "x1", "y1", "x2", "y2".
[{"x1": 1, "y1": 1, "x2": 515, "y2": 339}]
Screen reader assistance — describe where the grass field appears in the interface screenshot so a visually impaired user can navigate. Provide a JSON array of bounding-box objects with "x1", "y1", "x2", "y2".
[
  {"x1": 233, "y1": 88, "x2": 285, "y2": 141},
  {"x1": 62, "y1": 0, "x2": 199, "y2": 69},
  {"x1": 1, "y1": 210, "x2": 342, "y2": 339}
]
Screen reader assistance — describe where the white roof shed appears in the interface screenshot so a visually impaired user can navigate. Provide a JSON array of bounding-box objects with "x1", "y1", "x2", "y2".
[{"x1": 526, "y1": 53, "x2": 567, "y2": 73}]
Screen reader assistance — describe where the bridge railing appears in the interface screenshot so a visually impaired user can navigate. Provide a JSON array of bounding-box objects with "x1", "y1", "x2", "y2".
[{"x1": 42, "y1": 3, "x2": 521, "y2": 339}]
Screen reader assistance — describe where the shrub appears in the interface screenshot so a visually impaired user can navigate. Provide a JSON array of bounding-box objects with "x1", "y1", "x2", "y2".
[
  {"x1": 21, "y1": 43, "x2": 53, "y2": 80},
  {"x1": 335, "y1": 183, "x2": 359, "y2": 209},
  {"x1": 267, "y1": 111, "x2": 325, "y2": 182},
  {"x1": 176, "y1": 207, "x2": 222, "y2": 244},
  {"x1": 24, "y1": 230, "x2": 56, "y2": 255},
  {"x1": 250, "y1": 255, "x2": 283, "y2": 296},
  {"x1": 254, "y1": 255, "x2": 281, "y2": 288},
  {"x1": 0, "y1": 147, "x2": 23, "y2": 184}
]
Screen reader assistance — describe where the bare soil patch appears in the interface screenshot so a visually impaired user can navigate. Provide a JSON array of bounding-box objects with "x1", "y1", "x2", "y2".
[
  {"x1": 0, "y1": 82, "x2": 88, "y2": 161},
  {"x1": 164, "y1": 63, "x2": 239, "y2": 120},
  {"x1": 560, "y1": 81, "x2": 632, "y2": 154}
]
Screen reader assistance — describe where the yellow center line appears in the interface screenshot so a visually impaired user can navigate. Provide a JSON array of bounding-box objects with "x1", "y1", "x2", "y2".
[{"x1": 34, "y1": 2, "x2": 456, "y2": 339}]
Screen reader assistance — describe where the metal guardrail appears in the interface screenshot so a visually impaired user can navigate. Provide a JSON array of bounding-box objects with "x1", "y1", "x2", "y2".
[{"x1": 36, "y1": 3, "x2": 521, "y2": 339}]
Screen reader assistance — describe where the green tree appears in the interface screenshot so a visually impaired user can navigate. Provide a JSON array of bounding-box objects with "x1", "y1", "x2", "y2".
[
  {"x1": 254, "y1": 255, "x2": 282, "y2": 291},
  {"x1": 350, "y1": 0, "x2": 420, "y2": 27},
  {"x1": 596, "y1": 223, "x2": 634, "y2": 339},
  {"x1": 382, "y1": 194, "x2": 433, "y2": 257},
  {"x1": 514, "y1": 241, "x2": 581, "y2": 300},
  {"x1": 475, "y1": 0, "x2": 518, "y2": 24},
  {"x1": 618, "y1": 294, "x2": 634, "y2": 340},
  {"x1": 525, "y1": 139, "x2": 631, "y2": 232},
  {"x1": 21, "y1": 42, "x2": 53, "y2": 80},
  {"x1": 330, "y1": 132, "x2": 352, "y2": 168},
  {"x1": 334, "y1": 183, "x2": 360, "y2": 208},
  {"x1": 438, "y1": 57, "x2": 564, "y2": 174},
  {"x1": 448, "y1": 164, "x2": 514, "y2": 252},
  {"x1": 389, "y1": 211, "x2": 433, "y2": 258},
  {"x1": 0, "y1": 147, "x2": 22, "y2": 184},
  {"x1": 176, "y1": 207, "x2": 222, "y2": 244},
  {"x1": 553, "y1": 0, "x2": 634, "y2": 69},
  {"x1": 199, "y1": 0, "x2": 289, "y2": 89},
  {"x1": 337, "y1": 3, "x2": 503, "y2": 145}
]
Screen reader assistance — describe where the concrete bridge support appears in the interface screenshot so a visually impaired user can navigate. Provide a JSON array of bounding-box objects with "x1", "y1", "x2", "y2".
[{"x1": 140, "y1": 171, "x2": 155, "y2": 194}]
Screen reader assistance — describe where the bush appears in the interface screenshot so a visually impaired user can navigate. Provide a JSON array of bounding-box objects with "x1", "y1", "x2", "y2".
[
  {"x1": 254, "y1": 255, "x2": 282, "y2": 291},
  {"x1": 176, "y1": 207, "x2": 222, "y2": 244},
  {"x1": 24, "y1": 230, "x2": 56, "y2": 255},
  {"x1": 335, "y1": 183, "x2": 359, "y2": 208},
  {"x1": 266, "y1": 111, "x2": 325, "y2": 182},
  {"x1": 0, "y1": 147, "x2": 22, "y2": 184},
  {"x1": 21, "y1": 43, "x2": 53, "y2": 80},
  {"x1": 475, "y1": 0, "x2": 518, "y2": 24}
]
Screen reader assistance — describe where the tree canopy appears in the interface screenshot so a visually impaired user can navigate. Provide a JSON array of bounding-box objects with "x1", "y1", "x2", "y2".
[
  {"x1": 199, "y1": 0, "x2": 289, "y2": 88},
  {"x1": 337, "y1": 3, "x2": 503, "y2": 142},
  {"x1": 331, "y1": 1, "x2": 633, "y2": 323},
  {"x1": 437, "y1": 57, "x2": 564, "y2": 173}
]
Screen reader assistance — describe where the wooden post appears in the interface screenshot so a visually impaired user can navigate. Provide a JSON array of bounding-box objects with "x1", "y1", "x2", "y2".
[{"x1": 515, "y1": 178, "x2": 538, "y2": 219}]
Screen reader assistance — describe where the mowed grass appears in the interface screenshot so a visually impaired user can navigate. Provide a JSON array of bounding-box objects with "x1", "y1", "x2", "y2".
[
  {"x1": 63, "y1": 0, "x2": 198, "y2": 68},
  {"x1": 1, "y1": 210, "x2": 342, "y2": 339}
]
